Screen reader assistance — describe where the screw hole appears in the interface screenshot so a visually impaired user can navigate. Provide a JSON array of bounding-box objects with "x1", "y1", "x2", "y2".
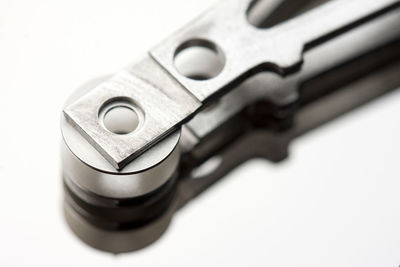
[
  {"x1": 100, "y1": 98, "x2": 143, "y2": 135},
  {"x1": 174, "y1": 39, "x2": 225, "y2": 80}
]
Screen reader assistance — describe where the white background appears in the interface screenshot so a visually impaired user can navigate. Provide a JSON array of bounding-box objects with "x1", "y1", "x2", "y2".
[{"x1": 0, "y1": 0, "x2": 399, "y2": 266}]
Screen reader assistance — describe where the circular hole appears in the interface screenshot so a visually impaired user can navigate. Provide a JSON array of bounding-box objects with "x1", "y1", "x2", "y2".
[
  {"x1": 174, "y1": 39, "x2": 225, "y2": 80},
  {"x1": 101, "y1": 101, "x2": 141, "y2": 135}
]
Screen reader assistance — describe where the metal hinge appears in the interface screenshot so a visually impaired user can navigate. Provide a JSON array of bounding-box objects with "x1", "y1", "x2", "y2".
[{"x1": 61, "y1": 0, "x2": 400, "y2": 253}]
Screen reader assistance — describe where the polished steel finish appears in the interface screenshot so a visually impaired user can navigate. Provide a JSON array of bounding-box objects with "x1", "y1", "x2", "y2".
[
  {"x1": 64, "y1": 64, "x2": 198, "y2": 170},
  {"x1": 62, "y1": 78, "x2": 181, "y2": 199},
  {"x1": 61, "y1": 0, "x2": 400, "y2": 253},
  {"x1": 152, "y1": 0, "x2": 399, "y2": 100},
  {"x1": 187, "y1": 8, "x2": 400, "y2": 138},
  {"x1": 63, "y1": 0, "x2": 400, "y2": 170}
]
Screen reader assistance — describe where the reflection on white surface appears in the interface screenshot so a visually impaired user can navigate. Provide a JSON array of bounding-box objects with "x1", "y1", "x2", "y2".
[{"x1": 0, "y1": 0, "x2": 399, "y2": 266}]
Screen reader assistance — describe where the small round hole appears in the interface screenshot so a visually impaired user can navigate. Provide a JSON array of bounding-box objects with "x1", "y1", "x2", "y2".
[
  {"x1": 174, "y1": 39, "x2": 225, "y2": 80},
  {"x1": 100, "y1": 99, "x2": 143, "y2": 135}
]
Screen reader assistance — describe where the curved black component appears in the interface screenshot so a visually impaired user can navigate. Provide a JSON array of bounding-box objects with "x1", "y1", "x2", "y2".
[{"x1": 64, "y1": 174, "x2": 177, "y2": 231}]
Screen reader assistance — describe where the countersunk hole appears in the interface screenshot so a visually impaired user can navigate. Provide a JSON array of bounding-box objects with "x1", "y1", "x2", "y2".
[
  {"x1": 174, "y1": 39, "x2": 225, "y2": 80},
  {"x1": 99, "y1": 98, "x2": 143, "y2": 135}
]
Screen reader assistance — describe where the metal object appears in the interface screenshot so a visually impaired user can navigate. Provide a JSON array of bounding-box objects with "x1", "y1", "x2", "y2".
[{"x1": 61, "y1": 0, "x2": 400, "y2": 253}]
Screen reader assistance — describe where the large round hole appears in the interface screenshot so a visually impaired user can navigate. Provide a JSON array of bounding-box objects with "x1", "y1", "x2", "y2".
[
  {"x1": 174, "y1": 39, "x2": 225, "y2": 80},
  {"x1": 100, "y1": 99, "x2": 142, "y2": 135}
]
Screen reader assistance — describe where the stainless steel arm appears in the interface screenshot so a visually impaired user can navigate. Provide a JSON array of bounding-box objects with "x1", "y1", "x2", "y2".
[
  {"x1": 63, "y1": 0, "x2": 400, "y2": 170},
  {"x1": 61, "y1": 0, "x2": 400, "y2": 253}
]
